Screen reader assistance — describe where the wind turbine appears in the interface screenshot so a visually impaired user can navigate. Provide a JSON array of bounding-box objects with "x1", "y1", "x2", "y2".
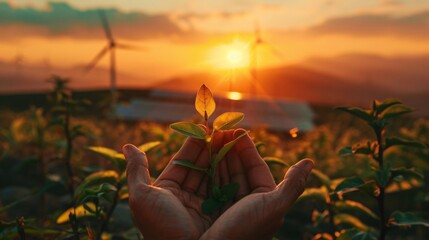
[
  {"x1": 85, "y1": 11, "x2": 142, "y2": 109},
  {"x1": 249, "y1": 19, "x2": 283, "y2": 96}
]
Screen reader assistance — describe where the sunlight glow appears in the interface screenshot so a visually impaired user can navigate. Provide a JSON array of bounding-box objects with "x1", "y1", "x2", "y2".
[
  {"x1": 208, "y1": 39, "x2": 250, "y2": 70},
  {"x1": 227, "y1": 91, "x2": 243, "y2": 100},
  {"x1": 227, "y1": 49, "x2": 243, "y2": 65}
]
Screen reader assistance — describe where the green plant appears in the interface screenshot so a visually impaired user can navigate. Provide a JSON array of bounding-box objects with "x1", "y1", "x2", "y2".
[
  {"x1": 47, "y1": 76, "x2": 90, "y2": 197},
  {"x1": 294, "y1": 99, "x2": 429, "y2": 240},
  {"x1": 55, "y1": 141, "x2": 160, "y2": 239},
  {"x1": 335, "y1": 99, "x2": 428, "y2": 239},
  {"x1": 169, "y1": 84, "x2": 245, "y2": 214}
]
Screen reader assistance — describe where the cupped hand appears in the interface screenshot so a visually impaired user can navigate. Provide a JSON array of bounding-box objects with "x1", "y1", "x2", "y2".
[
  {"x1": 123, "y1": 130, "x2": 234, "y2": 240},
  {"x1": 124, "y1": 129, "x2": 314, "y2": 240},
  {"x1": 200, "y1": 129, "x2": 314, "y2": 240}
]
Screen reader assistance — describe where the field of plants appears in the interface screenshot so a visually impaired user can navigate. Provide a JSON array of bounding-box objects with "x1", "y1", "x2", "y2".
[{"x1": 1, "y1": 78, "x2": 428, "y2": 240}]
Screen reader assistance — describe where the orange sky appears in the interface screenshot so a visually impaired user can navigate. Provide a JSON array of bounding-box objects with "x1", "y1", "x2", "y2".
[{"x1": 1, "y1": 1, "x2": 429, "y2": 92}]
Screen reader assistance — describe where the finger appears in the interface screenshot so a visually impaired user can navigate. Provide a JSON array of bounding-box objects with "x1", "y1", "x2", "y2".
[
  {"x1": 182, "y1": 130, "x2": 227, "y2": 193},
  {"x1": 182, "y1": 147, "x2": 210, "y2": 192},
  {"x1": 219, "y1": 156, "x2": 230, "y2": 187},
  {"x1": 196, "y1": 174, "x2": 209, "y2": 198},
  {"x1": 227, "y1": 151, "x2": 250, "y2": 200},
  {"x1": 211, "y1": 129, "x2": 228, "y2": 153},
  {"x1": 233, "y1": 129, "x2": 275, "y2": 193},
  {"x1": 156, "y1": 137, "x2": 205, "y2": 186},
  {"x1": 275, "y1": 159, "x2": 314, "y2": 211},
  {"x1": 123, "y1": 144, "x2": 151, "y2": 190},
  {"x1": 217, "y1": 130, "x2": 235, "y2": 187},
  {"x1": 225, "y1": 131, "x2": 250, "y2": 199}
]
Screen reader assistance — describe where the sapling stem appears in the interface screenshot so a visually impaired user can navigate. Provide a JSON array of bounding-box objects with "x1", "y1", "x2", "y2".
[
  {"x1": 98, "y1": 183, "x2": 122, "y2": 240},
  {"x1": 327, "y1": 199, "x2": 337, "y2": 240},
  {"x1": 171, "y1": 84, "x2": 244, "y2": 214},
  {"x1": 64, "y1": 105, "x2": 75, "y2": 198},
  {"x1": 375, "y1": 126, "x2": 387, "y2": 240}
]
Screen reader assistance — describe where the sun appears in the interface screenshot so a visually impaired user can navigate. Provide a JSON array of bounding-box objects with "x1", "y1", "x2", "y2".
[
  {"x1": 208, "y1": 39, "x2": 250, "y2": 70},
  {"x1": 227, "y1": 49, "x2": 244, "y2": 66}
]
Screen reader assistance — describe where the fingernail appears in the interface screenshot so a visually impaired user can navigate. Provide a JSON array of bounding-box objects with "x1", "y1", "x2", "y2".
[
  {"x1": 296, "y1": 159, "x2": 314, "y2": 175},
  {"x1": 122, "y1": 144, "x2": 135, "y2": 158}
]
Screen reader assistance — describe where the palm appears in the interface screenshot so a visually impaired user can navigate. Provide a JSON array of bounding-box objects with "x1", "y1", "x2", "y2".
[
  {"x1": 200, "y1": 130, "x2": 314, "y2": 240},
  {"x1": 130, "y1": 182, "x2": 206, "y2": 240},
  {"x1": 125, "y1": 129, "x2": 313, "y2": 240},
  {"x1": 125, "y1": 133, "x2": 228, "y2": 239}
]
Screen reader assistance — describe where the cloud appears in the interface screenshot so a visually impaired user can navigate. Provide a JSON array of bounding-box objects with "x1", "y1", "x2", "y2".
[
  {"x1": 171, "y1": 10, "x2": 250, "y2": 32},
  {"x1": 306, "y1": 10, "x2": 429, "y2": 39},
  {"x1": 0, "y1": 2, "x2": 195, "y2": 40}
]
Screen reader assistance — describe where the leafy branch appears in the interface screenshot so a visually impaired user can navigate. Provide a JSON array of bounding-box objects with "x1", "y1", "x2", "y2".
[
  {"x1": 170, "y1": 84, "x2": 245, "y2": 214},
  {"x1": 336, "y1": 98, "x2": 428, "y2": 240}
]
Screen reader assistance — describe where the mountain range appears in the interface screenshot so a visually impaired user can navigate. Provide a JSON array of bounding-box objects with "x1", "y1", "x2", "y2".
[{"x1": 1, "y1": 54, "x2": 428, "y2": 115}]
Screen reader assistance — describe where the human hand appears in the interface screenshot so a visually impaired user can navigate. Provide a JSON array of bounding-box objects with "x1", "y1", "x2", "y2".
[
  {"x1": 124, "y1": 129, "x2": 313, "y2": 240},
  {"x1": 123, "y1": 130, "x2": 235, "y2": 240},
  {"x1": 200, "y1": 129, "x2": 314, "y2": 240}
]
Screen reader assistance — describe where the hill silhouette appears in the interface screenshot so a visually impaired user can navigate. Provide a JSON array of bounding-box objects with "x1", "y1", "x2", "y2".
[{"x1": 156, "y1": 65, "x2": 395, "y2": 105}]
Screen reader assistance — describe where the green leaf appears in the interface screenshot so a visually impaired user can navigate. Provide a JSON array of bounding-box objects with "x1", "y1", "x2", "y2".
[
  {"x1": 138, "y1": 141, "x2": 161, "y2": 152},
  {"x1": 56, "y1": 203, "x2": 96, "y2": 224},
  {"x1": 212, "y1": 185, "x2": 222, "y2": 199},
  {"x1": 385, "y1": 137, "x2": 427, "y2": 150},
  {"x1": 86, "y1": 146, "x2": 125, "y2": 170},
  {"x1": 388, "y1": 211, "x2": 429, "y2": 227},
  {"x1": 339, "y1": 146, "x2": 353, "y2": 156},
  {"x1": 87, "y1": 146, "x2": 119, "y2": 159},
  {"x1": 334, "y1": 200, "x2": 379, "y2": 221},
  {"x1": 335, "y1": 213, "x2": 369, "y2": 231},
  {"x1": 173, "y1": 160, "x2": 208, "y2": 172},
  {"x1": 213, "y1": 112, "x2": 244, "y2": 130},
  {"x1": 340, "y1": 144, "x2": 372, "y2": 156},
  {"x1": 77, "y1": 183, "x2": 117, "y2": 205},
  {"x1": 263, "y1": 157, "x2": 289, "y2": 167},
  {"x1": 311, "y1": 169, "x2": 332, "y2": 191},
  {"x1": 375, "y1": 167, "x2": 390, "y2": 188},
  {"x1": 202, "y1": 198, "x2": 223, "y2": 215},
  {"x1": 390, "y1": 168, "x2": 423, "y2": 180},
  {"x1": 83, "y1": 202, "x2": 97, "y2": 214},
  {"x1": 195, "y1": 84, "x2": 216, "y2": 120},
  {"x1": 336, "y1": 107, "x2": 373, "y2": 123},
  {"x1": 353, "y1": 145, "x2": 372, "y2": 155},
  {"x1": 374, "y1": 98, "x2": 401, "y2": 115},
  {"x1": 338, "y1": 228, "x2": 377, "y2": 240},
  {"x1": 335, "y1": 177, "x2": 366, "y2": 193},
  {"x1": 220, "y1": 182, "x2": 239, "y2": 202},
  {"x1": 382, "y1": 105, "x2": 413, "y2": 119},
  {"x1": 213, "y1": 132, "x2": 247, "y2": 166},
  {"x1": 170, "y1": 122, "x2": 206, "y2": 139},
  {"x1": 75, "y1": 170, "x2": 119, "y2": 197},
  {"x1": 297, "y1": 187, "x2": 328, "y2": 203}
]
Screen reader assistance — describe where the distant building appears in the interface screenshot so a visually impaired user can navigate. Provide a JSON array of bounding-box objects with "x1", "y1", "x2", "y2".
[{"x1": 115, "y1": 89, "x2": 314, "y2": 132}]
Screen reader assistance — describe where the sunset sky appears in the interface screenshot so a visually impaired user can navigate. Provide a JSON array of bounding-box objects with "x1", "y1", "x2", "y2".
[{"x1": 1, "y1": 0, "x2": 429, "y2": 92}]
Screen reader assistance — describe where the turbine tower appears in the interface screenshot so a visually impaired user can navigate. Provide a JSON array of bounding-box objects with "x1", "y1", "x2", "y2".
[
  {"x1": 249, "y1": 19, "x2": 283, "y2": 97},
  {"x1": 85, "y1": 11, "x2": 142, "y2": 109}
]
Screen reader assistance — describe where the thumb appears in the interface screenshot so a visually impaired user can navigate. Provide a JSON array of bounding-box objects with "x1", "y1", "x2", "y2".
[
  {"x1": 275, "y1": 159, "x2": 314, "y2": 211},
  {"x1": 123, "y1": 144, "x2": 152, "y2": 190}
]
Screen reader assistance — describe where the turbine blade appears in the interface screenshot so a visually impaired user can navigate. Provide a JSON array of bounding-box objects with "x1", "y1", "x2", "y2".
[
  {"x1": 84, "y1": 45, "x2": 109, "y2": 72},
  {"x1": 254, "y1": 18, "x2": 260, "y2": 39},
  {"x1": 264, "y1": 41, "x2": 284, "y2": 59},
  {"x1": 116, "y1": 42, "x2": 146, "y2": 51},
  {"x1": 253, "y1": 17, "x2": 263, "y2": 44},
  {"x1": 98, "y1": 10, "x2": 114, "y2": 41}
]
